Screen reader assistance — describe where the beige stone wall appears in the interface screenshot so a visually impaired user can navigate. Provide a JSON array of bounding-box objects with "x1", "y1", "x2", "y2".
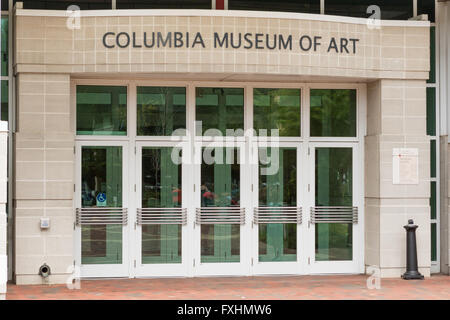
[
  {"x1": 365, "y1": 79, "x2": 431, "y2": 277},
  {"x1": 11, "y1": 10, "x2": 432, "y2": 283},
  {"x1": 15, "y1": 14, "x2": 429, "y2": 80},
  {"x1": 442, "y1": 140, "x2": 450, "y2": 274},
  {"x1": 14, "y1": 74, "x2": 74, "y2": 285}
]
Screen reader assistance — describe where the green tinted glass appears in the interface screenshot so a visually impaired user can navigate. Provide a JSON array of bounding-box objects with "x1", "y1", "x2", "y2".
[
  {"x1": 431, "y1": 223, "x2": 437, "y2": 262},
  {"x1": 310, "y1": 89, "x2": 357, "y2": 137},
  {"x1": 426, "y1": 88, "x2": 436, "y2": 136},
  {"x1": 196, "y1": 87, "x2": 244, "y2": 136},
  {"x1": 259, "y1": 224, "x2": 296, "y2": 262},
  {"x1": 430, "y1": 140, "x2": 436, "y2": 178},
  {"x1": 254, "y1": 88, "x2": 301, "y2": 136},
  {"x1": 428, "y1": 27, "x2": 435, "y2": 84},
  {"x1": 258, "y1": 148, "x2": 297, "y2": 262},
  {"x1": 315, "y1": 148, "x2": 352, "y2": 207},
  {"x1": 77, "y1": 86, "x2": 127, "y2": 135},
  {"x1": 315, "y1": 147, "x2": 353, "y2": 261},
  {"x1": 201, "y1": 148, "x2": 240, "y2": 207},
  {"x1": 200, "y1": 147, "x2": 240, "y2": 263},
  {"x1": 142, "y1": 225, "x2": 181, "y2": 264},
  {"x1": 430, "y1": 181, "x2": 436, "y2": 220},
  {"x1": 141, "y1": 147, "x2": 182, "y2": 264},
  {"x1": 137, "y1": 86, "x2": 186, "y2": 136},
  {"x1": 1, "y1": 17, "x2": 7, "y2": 77},
  {"x1": 201, "y1": 224, "x2": 240, "y2": 263},
  {"x1": 81, "y1": 146, "x2": 123, "y2": 265},
  {"x1": 1, "y1": 80, "x2": 7, "y2": 122}
]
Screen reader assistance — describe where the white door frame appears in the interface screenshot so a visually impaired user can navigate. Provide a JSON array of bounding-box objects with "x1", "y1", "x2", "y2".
[
  {"x1": 192, "y1": 140, "x2": 251, "y2": 276},
  {"x1": 250, "y1": 142, "x2": 308, "y2": 275},
  {"x1": 74, "y1": 140, "x2": 130, "y2": 278},
  {"x1": 306, "y1": 142, "x2": 363, "y2": 274},
  {"x1": 134, "y1": 141, "x2": 191, "y2": 277}
]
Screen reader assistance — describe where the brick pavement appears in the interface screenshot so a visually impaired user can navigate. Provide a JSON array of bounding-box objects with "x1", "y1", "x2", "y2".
[{"x1": 5, "y1": 274, "x2": 450, "y2": 300}]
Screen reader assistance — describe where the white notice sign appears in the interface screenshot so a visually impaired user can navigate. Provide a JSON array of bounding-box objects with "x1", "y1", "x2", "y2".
[{"x1": 392, "y1": 148, "x2": 419, "y2": 185}]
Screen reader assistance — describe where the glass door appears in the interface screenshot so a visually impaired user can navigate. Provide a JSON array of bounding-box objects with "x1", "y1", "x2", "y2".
[
  {"x1": 134, "y1": 143, "x2": 188, "y2": 276},
  {"x1": 251, "y1": 145, "x2": 305, "y2": 275},
  {"x1": 75, "y1": 142, "x2": 129, "y2": 278},
  {"x1": 193, "y1": 144, "x2": 249, "y2": 275},
  {"x1": 308, "y1": 144, "x2": 361, "y2": 274}
]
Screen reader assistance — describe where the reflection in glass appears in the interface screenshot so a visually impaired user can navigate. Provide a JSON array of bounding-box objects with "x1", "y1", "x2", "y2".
[
  {"x1": 229, "y1": 0, "x2": 320, "y2": 14},
  {"x1": 254, "y1": 88, "x2": 301, "y2": 137},
  {"x1": 1, "y1": 80, "x2": 8, "y2": 122},
  {"x1": 77, "y1": 86, "x2": 127, "y2": 135},
  {"x1": 20, "y1": 0, "x2": 112, "y2": 9},
  {"x1": 81, "y1": 146, "x2": 123, "y2": 265},
  {"x1": 196, "y1": 88, "x2": 244, "y2": 136},
  {"x1": 141, "y1": 147, "x2": 182, "y2": 264},
  {"x1": 427, "y1": 88, "x2": 436, "y2": 136},
  {"x1": 310, "y1": 89, "x2": 356, "y2": 137},
  {"x1": 431, "y1": 223, "x2": 437, "y2": 262},
  {"x1": 117, "y1": 0, "x2": 211, "y2": 9},
  {"x1": 258, "y1": 148, "x2": 297, "y2": 262},
  {"x1": 137, "y1": 87, "x2": 186, "y2": 136},
  {"x1": 1, "y1": 17, "x2": 8, "y2": 76},
  {"x1": 200, "y1": 148, "x2": 240, "y2": 263},
  {"x1": 325, "y1": 0, "x2": 413, "y2": 20},
  {"x1": 315, "y1": 148, "x2": 353, "y2": 261}
]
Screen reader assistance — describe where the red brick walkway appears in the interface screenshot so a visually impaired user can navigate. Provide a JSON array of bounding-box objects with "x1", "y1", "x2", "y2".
[{"x1": 5, "y1": 275, "x2": 450, "y2": 300}]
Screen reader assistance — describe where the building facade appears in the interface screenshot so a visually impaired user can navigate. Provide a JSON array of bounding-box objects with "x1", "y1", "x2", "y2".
[{"x1": 0, "y1": 0, "x2": 448, "y2": 285}]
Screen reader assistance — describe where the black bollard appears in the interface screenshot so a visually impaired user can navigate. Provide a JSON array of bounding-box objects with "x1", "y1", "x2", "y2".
[{"x1": 401, "y1": 219, "x2": 424, "y2": 280}]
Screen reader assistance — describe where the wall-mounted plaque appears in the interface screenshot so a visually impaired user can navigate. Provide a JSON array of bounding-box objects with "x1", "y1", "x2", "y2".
[{"x1": 392, "y1": 148, "x2": 419, "y2": 185}]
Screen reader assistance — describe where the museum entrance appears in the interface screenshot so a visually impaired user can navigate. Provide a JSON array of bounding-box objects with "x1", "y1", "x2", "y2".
[{"x1": 73, "y1": 81, "x2": 365, "y2": 278}]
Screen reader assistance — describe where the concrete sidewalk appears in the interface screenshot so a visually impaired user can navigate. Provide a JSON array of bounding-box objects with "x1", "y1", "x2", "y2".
[{"x1": 5, "y1": 274, "x2": 450, "y2": 300}]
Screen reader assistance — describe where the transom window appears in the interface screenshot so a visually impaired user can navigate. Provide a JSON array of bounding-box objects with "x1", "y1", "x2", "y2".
[{"x1": 75, "y1": 84, "x2": 358, "y2": 139}]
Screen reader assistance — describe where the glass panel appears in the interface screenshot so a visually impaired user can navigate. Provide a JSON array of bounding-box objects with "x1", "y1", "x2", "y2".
[
  {"x1": 431, "y1": 223, "x2": 437, "y2": 262},
  {"x1": 426, "y1": 87, "x2": 436, "y2": 136},
  {"x1": 258, "y1": 148, "x2": 297, "y2": 262},
  {"x1": 77, "y1": 85, "x2": 127, "y2": 136},
  {"x1": 254, "y1": 88, "x2": 301, "y2": 137},
  {"x1": 315, "y1": 148, "x2": 353, "y2": 261},
  {"x1": 201, "y1": 147, "x2": 240, "y2": 263},
  {"x1": 1, "y1": 80, "x2": 7, "y2": 122},
  {"x1": 137, "y1": 86, "x2": 186, "y2": 136},
  {"x1": 196, "y1": 88, "x2": 244, "y2": 136},
  {"x1": 141, "y1": 147, "x2": 182, "y2": 264},
  {"x1": 81, "y1": 146, "x2": 123, "y2": 265},
  {"x1": 418, "y1": 0, "x2": 435, "y2": 23},
  {"x1": 430, "y1": 181, "x2": 436, "y2": 220},
  {"x1": 310, "y1": 89, "x2": 357, "y2": 137},
  {"x1": 118, "y1": 0, "x2": 211, "y2": 9},
  {"x1": 427, "y1": 27, "x2": 435, "y2": 83},
  {"x1": 325, "y1": 0, "x2": 413, "y2": 20},
  {"x1": 20, "y1": 0, "x2": 111, "y2": 9},
  {"x1": 430, "y1": 140, "x2": 436, "y2": 178},
  {"x1": 229, "y1": 0, "x2": 320, "y2": 14},
  {"x1": 1, "y1": 0, "x2": 9, "y2": 10},
  {"x1": 1, "y1": 16, "x2": 7, "y2": 76}
]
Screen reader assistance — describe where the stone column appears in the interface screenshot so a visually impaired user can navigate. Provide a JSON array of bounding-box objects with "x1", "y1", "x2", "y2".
[
  {"x1": 0, "y1": 121, "x2": 7, "y2": 295},
  {"x1": 442, "y1": 140, "x2": 450, "y2": 274},
  {"x1": 365, "y1": 79, "x2": 431, "y2": 278},
  {"x1": 14, "y1": 73, "x2": 74, "y2": 285}
]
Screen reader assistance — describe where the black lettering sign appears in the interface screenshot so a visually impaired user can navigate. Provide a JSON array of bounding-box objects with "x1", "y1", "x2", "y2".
[{"x1": 101, "y1": 31, "x2": 359, "y2": 54}]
